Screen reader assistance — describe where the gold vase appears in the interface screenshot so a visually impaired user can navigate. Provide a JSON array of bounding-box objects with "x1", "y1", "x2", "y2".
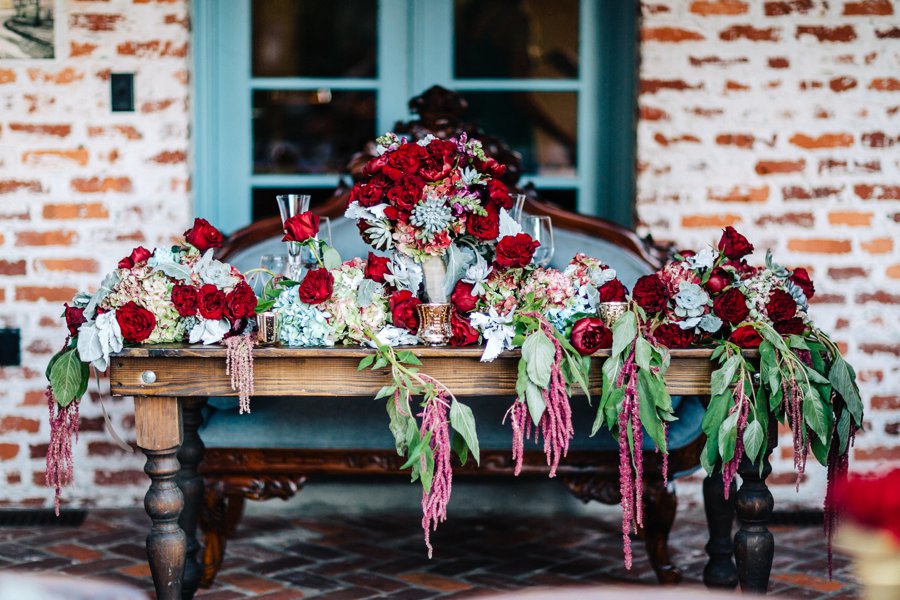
[
  {"x1": 416, "y1": 303, "x2": 452, "y2": 346},
  {"x1": 599, "y1": 301, "x2": 629, "y2": 328},
  {"x1": 255, "y1": 311, "x2": 280, "y2": 345}
]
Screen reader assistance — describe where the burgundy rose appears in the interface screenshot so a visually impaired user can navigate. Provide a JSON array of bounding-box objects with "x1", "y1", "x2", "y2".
[
  {"x1": 226, "y1": 281, "x2": 257, "y2": 321},
  {"x1": 766, "y1": 289, "x2": 797, "y2": 322},
  {"x1": 655, "y1": 323, "x2": 695, "y2": 349},
  {"x1": 419, "y1": 140, "x2": 456, "y2": 181},
  {"x1": 789, "y1": 267, "x2": 815, "y2": 300},
  {"x1": 116, "y1": 301, "x2": 156, "y2": 343},
  {"x1": 485, "y1": 179, "x2": 513, "y2": 210},
  {"x1": 704, "y1": 267, "x2": 730, "y2": 295},
  {"x1": 570, "y1": 317, "x2": 613, "y2": 356},
  {"x1": 450, "y1": 311, "x2": 480, "y2": 347},
  {"x1": 283, "y1": 211, "x2": 320, "y2": 243},
  {"x1": 389, "y1": 290, "x2": 422, "y2": 332},
  {"x1": 362, "y1": 153, "x2": 389, "y2": 177},
  {"x1": 599, "y1": 278, "x2": 628, "y2": 303},
  {"x1": 774, "y1": 317, "x2": 806, "y2": 336},
  {"x1": 467, "y1": 205, "x2": 500, "y2": 241},
  {"x1": 494, "y1": 233, "x2": 540, "y2": 269},
  {"x1": 64, "y1": 304, "x2": 86, "y2": 336},
  {"x1": 729, "y1": 325, "x2": 763, "y2": 349},
  {"x1": 386, "y1": 174, "x2": 425, "y2": 211},
  {"x1": 298, "y1": 268, "x2": 334, "y2": 305},
  {"x1": 713, "y1": 288, "x2": 750, "y2": 325},
  {"x1": 450, "y1": 280, "x2": 478, "y2": 313},
  {"x1": 382, "y1": 205, "x2": 410, "y2": 223},
  {"x1": 171, "y1": 284, "x2": 199, "y2": 317},
  {"x1": 717, "y1": 226, "x2": 754, "y2": 260},
  {"x1": 184, "y1": 218, "x2": 224, "y2": 252},
  {"x1": 118, "y1": 246, "x2": 153, "y2": 269},
  {"x1": 198, "y1": 284, "x2": 227, "y2": 320},
  {"x1": 477, "y1": 157, "x2": 507, "y2": 178},
  {"x1": 631, "y1": 274, "x2": 668, "y2": 314},
  {"x1": 364, "y1": 252, "x2": 391, "y2": 284},
  {"x1": 383, "y1": 142, "x2": 427, "y2": 180},
  {"x1": 349, "y1": 176, "x2": 388, "y2": 208}
]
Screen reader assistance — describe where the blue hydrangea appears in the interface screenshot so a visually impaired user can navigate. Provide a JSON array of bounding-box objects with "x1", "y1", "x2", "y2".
[{"x1": 273, "y1": 287, "x2": 334, "y2": 347}]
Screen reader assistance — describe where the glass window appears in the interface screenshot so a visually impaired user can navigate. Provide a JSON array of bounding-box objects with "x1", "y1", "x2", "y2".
[{"x1": 252, "y1": 0, "x2": 377, "y2": 78}]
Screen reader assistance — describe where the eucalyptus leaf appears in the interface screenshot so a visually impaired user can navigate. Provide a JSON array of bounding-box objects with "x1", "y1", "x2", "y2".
[
  {"x1": 357, "y1": 279, "x2": 383, "y2": 308},
  {"x1": 322, "y1": 247, "x2": 342, "y2": 270},
  {"x1": 522, "y1": 330, "x2": 555, "y2": 389},
  {"x1": 449, "y1": 399, "x2": 481, "y2": 466},
  {"x1": 525, "y1": 382, "x2": 546, "y2": 427}
]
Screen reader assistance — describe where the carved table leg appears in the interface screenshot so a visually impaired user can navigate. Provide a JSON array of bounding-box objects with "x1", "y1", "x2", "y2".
[
  {"x1": 199, "y1": 482, "x2": 245, "y2": 588},
  {"x1": 734, "y1": 447, "x2": 775, "y2": 594},
  {"x1": 703, "y1": 470, "x2": 738, "y2": 589},
  {"x1": 136, "y1": 396, "x2": 185, "y2": 600},
  {"x1": 177, "y1": 398, "x2": 207, "y2": 600},
  {"x1": 641, "y1": 477, "x2": 681, "y2": 584}
]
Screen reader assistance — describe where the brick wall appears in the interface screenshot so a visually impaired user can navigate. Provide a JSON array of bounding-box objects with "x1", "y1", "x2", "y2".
[
  {"x1": 0, "y1": 0, "x2": 191, "y2": 507},
  {"x1": 638, "y1": 0, "x2": 899, "y2": 505}
]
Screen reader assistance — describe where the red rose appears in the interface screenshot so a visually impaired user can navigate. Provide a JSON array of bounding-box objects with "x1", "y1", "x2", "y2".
[
  {"x1": 419, "y1": 140, "x2": 456, "y2": 181},
  {"x1": 655, "y1": 323, "x2": 695, "y2": 349},
  {"x1": 384, "y1": 143, "x2": 427, "y2": 180},
  {"x1": 485, "y1": 179, "x2": 513, "y2": 210},
  {"x1": 729, "y1": 325, "x2": 763, "y2": 349},
  {"x1": 389, "y1": 290, "x2": 422, "y2": 332},
  {"x1": 766, "y1": 289, "x2": 797, "y2": 322},
  {"x1": 467, "y1": 205, "x2": 500, "y2": 241},
  {"x1": 774, "y1": 317, "x2": 806, "y2": 336},
  {"x1": 362, "y1": 153, "x2": 389, "y2": 177},
  {"x1": 118, "y1": 246, "x2": 153, "y2": 269},
  {"x1": 599, "y1": 278, "x2": 628, "y2": 303},
  {"x1": 198, "y1": 284, "x2": 227, "y2": 320},
  {"x1": 717, "y1": 226, "x2": 754, "y2": 260},
  {"x1": 283, "y1": 211, "x2": 320, "y2": 243},
  {"x1": 477, "y1": 157, "x2": 507, "y2": 178},
  {"x1": 450, "y1": 280, "x2": 478, "y2": 313},
  {"x1": 450, "y1": 311, "x2": 480, "y2": 347},
  {"x1": 349, "y1": 176, "x2": 388, "y2": 208},
  {"x1": 226, "y1": 281, "x2": 257, "y2": 321},
  {"x1": 171, "y1": 284, "x2": 199, "y2": 317},
  {"x1": 116, "y1": 301, "x2": 156, "y2": 343},
  {"x1": 184, "y1": 218, "x2": 224, "y2": 252},
  {"x1": 789, "y1": 267, "x2": 815, "y2": 300},
  {"x1": 364, "y1": 252, "x2": 391, "y2": 284},
  {"x1": 494, "y1": 233, "x2": 540, "y2": 269},
  {"x1": 570, "y1": 317, "x2": 613, "y2": 356},
  {"x1": 386, "y1": 174, "x2": 425, "y2": 211},
  {"x1": 704, "y1": 267, "x2": 730, "y2": 295},
  {"x1": 298, "y1": 268, "x2": 334, "y2": 305},
  {"x1": 631, "y1": 274, "x2": 668, "y2": 314},
  {"x1": 713, "y1": 288, "x2": 750, "y2": 325},
  {"x1": 63, "y1": 304, "x2": 86, "y2": 336}
]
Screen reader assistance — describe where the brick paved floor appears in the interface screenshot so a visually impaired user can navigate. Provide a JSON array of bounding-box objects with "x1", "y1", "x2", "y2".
[{"x1": 0, "y1": 502, "x2": 859, "y2": 599}]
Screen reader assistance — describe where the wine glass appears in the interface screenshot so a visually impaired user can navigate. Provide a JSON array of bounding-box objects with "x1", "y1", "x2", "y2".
[
  {"x1": 259, "y1": 254, "x2": 289, "y2": 277},
  {"x1": 523, "y1": 215, "x2": 554, "y2": 267},
  {"x1": 512, "y1": 193, "x2": 527, "y2": 224},
  {"x1": 276, "y1": 194, "x2": 311, "y2": 280},
  {"x1": 301, "y1": 216, "x2": 332, "y2": 270}
]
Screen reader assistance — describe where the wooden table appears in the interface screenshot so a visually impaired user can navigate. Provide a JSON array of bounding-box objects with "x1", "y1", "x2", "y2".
[{"x1": 109, "y1": 346, "x2": 776, "y2": 599}]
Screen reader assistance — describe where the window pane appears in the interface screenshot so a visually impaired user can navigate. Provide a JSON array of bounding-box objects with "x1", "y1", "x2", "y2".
[
  {"x1": 535, "y1": 188, "x2": 577, "y2": 213},
  {"x1": 252, "y1": 0, "x2": 376, "y2": 78},
  {"x1": 252, "y1": 89, "x2": 376, "y2": 175},
  {"x1": 464, "y1": 91, "x2": 577, "y2": 177},
  {"x1": 454, "y1": 0, "x2": 579, "y2": 79},
  {"x1": 252, "y1": 187, "x2": 336, "y2": 221}
]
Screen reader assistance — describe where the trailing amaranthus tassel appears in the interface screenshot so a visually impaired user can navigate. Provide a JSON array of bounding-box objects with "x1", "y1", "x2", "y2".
[
  {"x1": 616, "y1": 345, "x2": 639, "y2": 569},
  {"x1": 505, "y1": 399, "x2": 529, "y2": 476},
  {"x1": 45, "y1": 387, "x2": 80, "y2": 516},
  {"x1": 824, "y1": 421, "x2": 853, "y2": 578},
  {"x1": 721, "y1": 379, "x2": 749, "y2": 500},
  {"x1": 225, "y1": 332, "x2": 255, "y2": 414},
  {"x1": 419, "y1": 387, "x2": 452, "y2": 558}
]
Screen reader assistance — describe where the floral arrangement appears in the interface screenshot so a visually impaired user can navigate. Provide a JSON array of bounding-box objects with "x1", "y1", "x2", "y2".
[{"x1": 45, "y1": 218, "x2": 256, "y2": 512}]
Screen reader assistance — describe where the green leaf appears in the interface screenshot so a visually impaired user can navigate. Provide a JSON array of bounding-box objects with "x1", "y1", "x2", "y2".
[
  {"x1": 322, "y1": 246, "x2": 342, "y2": 270},
  {"x1": 373, "y1": 356, "x2": 389, "y2": 370},
  {"x1": 522, "y1": 330, "x2": 555, "y2": 389},
  {"x1": 451, "y1": 430, "x2": 469, "y2": 466},
  {"x1": 701, "y1": 439, "x2": 715, "y2": 474},
  {"x1": 759, "y1": 324, "x2": 789, "y2": 352},
  {"x1": 375, "y1": 385, "x2": 395, "y2": 400},
  {"x1": 449, "y1": 399, "x2": 480, "y2": 466},
  {"x1": 420, "y1": 446, "x2": 435, "y2": 494},
  {"x1": 829, "y1": 356, "x2": 863, "y2": 426},
  {"x1": 743, "y1": 419, "x2": 765, "y2": 465},
  {"x1": 702, "y1": 391, "x2": 730, "y2": 439},
  {"x1": 788, "y1": 335, "x2": 809, "y2": 351},
  {"x1": 711, "y1": 354, "x2": 740, "y2": 397},
  {"x1": 400, "y1": 430, "x2": 431, "y2": 470},
  {"x1": 45, "y1": 350, "x2": 63, "y2": 381},
  {"x1": 803, "y1": 364, "x2": 829, "y2": 385},
  {"x1": 564, "y1": 351, "x2": 591, "y2": 401},
  {"x1": 395, "y1": 350, "x2": 422, "y2": 365},
  {"x1": 837, "y1": 409, "x2": 851, "y2": 454},
  {"x1": 254, "y1": 299, "x2": 276, "y2": 314},
  {"x1": 637, "y1": 369, "x2": 666, "y2": 452},
  {"x1": 385, "y1": 397, "x2": 410, "y2": 456},
  {"x1": 525, "y1": 382, "x2": 546, "y2": 426},
  {"x1": 718, "y1": 410, "x2": 739, "y2": 463},
  {"x1": 49, "y1": 349, "x2": 88, "y2": 408},
  {"x1": 634, "y1": 337, "x2": 653, "y2": 371},
  {"x1": 803, "y1": 388, "x2": 831, "y2": 442},
  {"x1": 810, "y1": 430, "x2": 831, "y2": 466},
  {"x1": 515, "y1": 358, "x2": 528, "y2": 401},
  {"x1": 611, "y1": 311, "x2": 637, "y2": 357},
  {"x1": 358, "y1": 354, "x2": 375, "y2": 371}
]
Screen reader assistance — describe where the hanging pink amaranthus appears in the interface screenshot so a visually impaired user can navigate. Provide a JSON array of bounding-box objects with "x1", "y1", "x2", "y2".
[
  {"x1": 721, "y1": 379, "x2": 749, "y2": 500},
  {"x1": 616, "y1": 345, "x2": 639, "y2": 569},
  {"x1": 225, "y1": 332, "x2": 256, "y2": 414},
  {"x1": 419, "y1": 383, "x2": 453, "y2": 559},
  {"x1": 824, "y1": 422, "x2": 854, "y2": 577},
  {"x1": 46, "y1": 387, "x2": 79, "y2": 516}
]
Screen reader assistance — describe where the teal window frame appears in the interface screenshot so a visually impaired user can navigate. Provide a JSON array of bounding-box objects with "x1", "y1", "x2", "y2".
[{"x1": 193, "y1": 0, "x2": 637, "y2": 234}]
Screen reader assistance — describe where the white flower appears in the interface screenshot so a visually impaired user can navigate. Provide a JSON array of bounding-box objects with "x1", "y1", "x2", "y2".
[
  {"x1": 194, "y1": 249, "x2": 237, "y2": 288},
  {"x1": 369, "y1": 325, "x2": 420, "y2": 348},
  {"x1": 385, "y1": 254, "x2": 423, "y2": 293},
  {"x1": 77, "y1": 312, "x2": 123, "y2": 371},
  {"x1": 686, "y1": 246, "x2": 718, "y2": 271},
  {"x1": 189, "y1": 318, "x2": 231, "y2": 345},
  {"x1": 470, "y1": 307, "x2": 515, "y2": 362},
  {"x1": 462, "y1": 253, "x2": 492, "y2": 296}
]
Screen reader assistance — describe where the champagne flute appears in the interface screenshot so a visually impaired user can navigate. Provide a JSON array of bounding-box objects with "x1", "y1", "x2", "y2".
[
  {"x1": 276, "y1": 194, "x2": 311, "y2": 280},
  {"x1": 524, "y1": 215, "x2": 554, "y2": 267},
  {"x1": 512, "y1": 193, "x2": 527, "y2": 224}
]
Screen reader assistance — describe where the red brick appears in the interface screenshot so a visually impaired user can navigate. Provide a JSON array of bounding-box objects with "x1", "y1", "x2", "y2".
[
  {"x1": 720, "y1": 25, "x2": 780, "y2": 41},
  {"x1": 827, "y1": 211, "x2": 873, "y2": 226},
  {"x1": 809, "y1": 293, "x2": 845, "y2": 305},
  {"x1": 857, "y1": 290, "x2": 900, "y2": 304},
  {"x1": 887, "y1": 264, "x2": 900, "y2": 279},
  {"x1": 25, "y1": 340, "x2": 53, "y2": 355},
  {"x1": 116, "y1": 40, "x2": 188, "y2": 58},
  {"x1": 689, "y1": 0, "x2": 748, "y2": 14},
  {"x1": 69, "y1": 13, "x2": 124, "y2": 31},
  {"x1": 8, "y1": 123, "x2": 71, "y2": 137},
  {"x1": 45, "y1": 544, "x2": 103, "y2": 563},
  {"x1": 94, "y1": 470, "x2": 147, "y2": 485},
  {"x1": 643, "y1": 3, "x2": 671, "y2": 14},
  {"x1": 876, "y1": 26, "x2": 900, "y2": 38},
  {"x1": 768, "y1": 57, "x2": 790, "y2": 68},
  {"x1": 69, "y1": 41, "x2": 98, "y2": 57},
  {"x1": 681, "y1": 214, "x2": 742, "y2": 228},
  {"x1": 653, "y1": 132, "x2": 701, "y2": 146},
  {"x1": 640, "y1": 79, "x2": 703, "y2": 94},
  {"x1": 789, "y1": 132, "x2": 854, "y2": 149},
  {"x1": 786, "y1": 239, "x2": 851, "y2": 254},
  {"x1": 716, "y1": 133, "x2": 755, "y2": 148},
  {"x1": 37, "y1": 258, "x2": 100, "y2": 273},
  {"x1": 27, "y1": 67, "x2": 84, "y2": 85},
  {"x1": 782, "y1": 186, "x2": 843, "y2": 200},
  {"x1": 0, "y1": 417, "x2": 40, "y2": 433},
  {"x1": 859, "y1": 343, "x2": 900, "y2": 356},
  {"x1": 0, "y1": 260, "x2": 26, "y2": 276},
  {"x1": 828, "y1": 267, "x2": 868, "y2": 280},
  {"x1": 0, "y1": 180, "x2": 43, "y2": 194},
  {"x1": 756, "y1": 159, "x2": 805, "y2": 175},
  {"x1": 140, "y1": 98, "x2": 176, "y2": 113},
  {"x1": 725, "y1": 80, "x2": 750, "y2": 91},
  {"x1": 0, "y1": 68, "x2": 15, "y2": 84},
  {"x1": 639, "y1": 106, "x2": 669, "y2": 121},
  {"x1": 87, "y1": 125, "x2": 142, "y2": 140},
  {"x1": 642, "y1": 27, "x2": 705, "y2": 42},
  {"x1": 764, "y1": 0, "x2": 816, "y2": 15},
  {"x1": 22, "y1": 148, "x2": 89, "y2": 166},
  {"x1": 149, "y1": 150, "x2": 186, "y2": 164},
  {"x1": 42, "y1": 202, "x2": 109, "y2": 219},
  {"x1": 861, "y1": 132, "x2": 895, "y2": 148},
  {"x1": 818, "y1": 159, "x2": 880, "y2": 174},
  {"x1": 15, "y1": 230, "x2": 77, "y2": 246},
  {"x1": 6, "y1": 472, "x2": 20, "y2": 484},
  {"x1": 71, "y1": 177, "x2": 132, "y2": 194},
  {"x1": 88, "y1": 441, "x2": 133, "y2": 456},
  {"x1": 708, "y1": 185, "x2": 769, "y2": 203},
  {"x1": 843, "y1": 0, "x2": 893, "y2": 15},
  {"x1": 869, "y1": 77, "x2": 900, "y2": 91},
  {"x1": 79, "y1": 416, "x2": 105, "y2": 432},
  {"x1": 16, "y1": 286, "x2": 78, "y2": 302},
  {"x1": 689, "y1": 56, "x2": 749, "y2": 67},
  {"x1": 755, "y1": 212, "x2": 814, "y2": 227},
  {"x1": 0, "y1": 444, "x2": 19, "y2": 461},
  {"x1": 796, "y1": 25, "x2": 857, "y2": 43},
  {"x1": 855, "y1": 184, "x2": 899, "y2": 200},
  {"x1": 861, "y1": 238, "x2": 894, "y2": 254},
  {"x1": 856, "y1": 446, "x2": 900, "y2": 461},
  {"x1": 872, "y1": 395, "x2": 900, "y2": 410},
  {"x1": 829, "y1": 76, "x2": 857, "y2": 92}
]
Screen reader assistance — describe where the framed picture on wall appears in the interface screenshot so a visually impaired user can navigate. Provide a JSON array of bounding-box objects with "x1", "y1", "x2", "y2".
[{"x1": 0, "y1": 0, "x2": 55, "y2": 59}]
